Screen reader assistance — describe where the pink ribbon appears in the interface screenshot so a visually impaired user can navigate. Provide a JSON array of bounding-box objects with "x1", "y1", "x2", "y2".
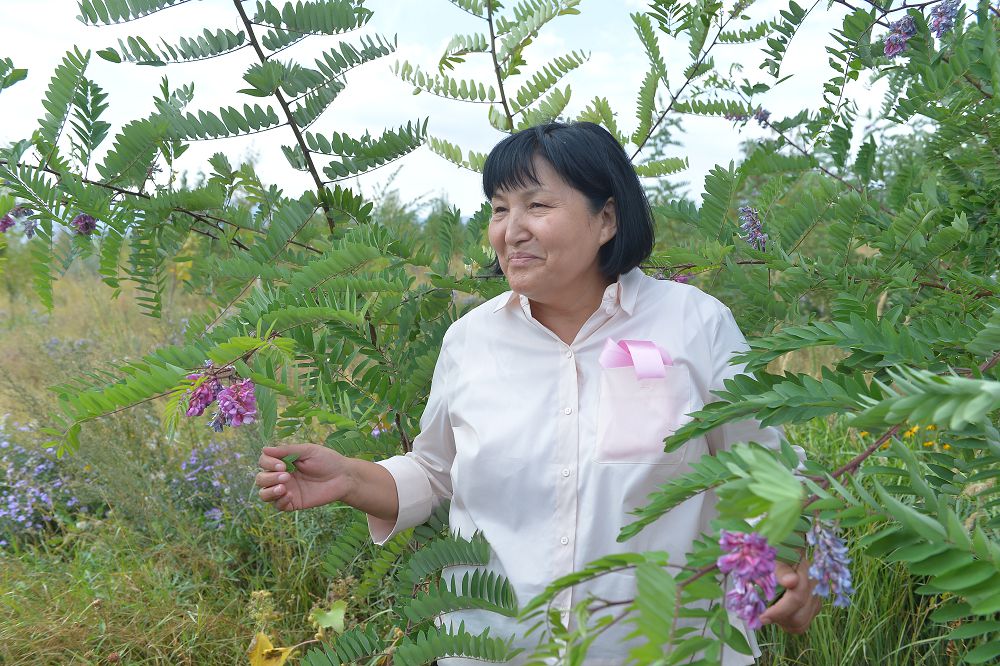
[{"x1": 598, "y1": 338, "x2": 673, "y2": 379}]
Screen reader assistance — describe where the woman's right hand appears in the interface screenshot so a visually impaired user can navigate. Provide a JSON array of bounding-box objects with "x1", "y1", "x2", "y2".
[{"x1": 256, "y1": 444, "x2": 352, "y2": 511}]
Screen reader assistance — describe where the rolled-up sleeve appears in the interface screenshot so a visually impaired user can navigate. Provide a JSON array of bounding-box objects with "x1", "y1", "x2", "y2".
[{"x1": 367, "y1": 326, "x2": 458, "y2": 545}]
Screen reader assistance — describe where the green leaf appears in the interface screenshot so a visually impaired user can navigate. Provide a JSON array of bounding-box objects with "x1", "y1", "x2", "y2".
[
  {"x1": 281, "y1": 453, "x2": 300, "y2": 473},
  {"x1": 78, "y1": 0, "x2": 186, "y2": 25},
  {"x1": 627, "y1": 561, "x2": 677, "y2": 662},
  {"x1": 0, "y1": 57, "x2": 28, "y2": 92},
  {"x1": 964, "y1": 641, "x2": 1000, "y2": 664},
  {"x1": 37, "y1": 48, "x2": 90, "y2": 166},
  {"x1": 310, "y1": 600, "x2": 347, "y2": 635}
]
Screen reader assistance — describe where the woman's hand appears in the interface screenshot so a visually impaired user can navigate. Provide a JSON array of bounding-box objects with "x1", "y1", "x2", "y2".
[
  {"x1": 256, "y1": 444, "x2": 353, "y2": 511},
  {"x1": 759, "y1": 559, "x2": 823, "y2": 634}
]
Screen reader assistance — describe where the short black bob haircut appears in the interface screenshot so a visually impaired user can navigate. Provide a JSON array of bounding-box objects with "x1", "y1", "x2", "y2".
[{"x1": 482, "y1": 121, "x2": 654, "y2": 279}]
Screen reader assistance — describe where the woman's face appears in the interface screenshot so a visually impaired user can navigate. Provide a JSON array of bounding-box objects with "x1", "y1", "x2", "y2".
[{"x1": 488, "y1": 156, "x2": 617, "y2": 305}]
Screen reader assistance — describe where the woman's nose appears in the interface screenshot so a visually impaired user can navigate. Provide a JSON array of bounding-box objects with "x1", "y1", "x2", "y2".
[{"x1": 504, "y1": 207, "x2": 530, "y2": 245}]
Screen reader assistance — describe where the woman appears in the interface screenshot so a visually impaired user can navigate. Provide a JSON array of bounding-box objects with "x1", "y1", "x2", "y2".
[{"x1": 256, "y1": 122, "x2": 820, "y2": 664}]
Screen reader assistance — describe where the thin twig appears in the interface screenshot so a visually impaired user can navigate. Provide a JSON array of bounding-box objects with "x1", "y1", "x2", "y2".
[
  {"x1": 631, "y1": 9, "x2": 741, "y2": 158},
  {"x1": 487, "y1": 1, "x2": 515, "y2": 130},
  {"x1": 763, "y1": 122, "x2": 897, "y2": 216},
  {"x1": 233, "y1": 0, "x2": 336, "y2": 234}
]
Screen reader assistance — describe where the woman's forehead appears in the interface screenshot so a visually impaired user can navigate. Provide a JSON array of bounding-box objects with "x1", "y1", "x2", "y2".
[{"x1": 491, "y1": 158, "x2": 566, "y2": 198}]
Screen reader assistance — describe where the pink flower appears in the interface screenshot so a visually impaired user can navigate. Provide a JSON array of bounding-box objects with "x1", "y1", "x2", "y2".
[
  {"x1": 185, "y1": 373, "x2": 222, "y2": 417},
  {"x1": 70, "y1": 213, "x2": 97, "y2": 235},
  {"x1": 884, "y1": 32, "x2": 907, "y2": 58},
  {"x1": 217, "y1": 379, "x2": 257, "y2": 427},
  {"x1": 726, "y1": 581, "x2": 770, "y2": 630},
  {"x1": 718, "y1": 530, "x2": 778, "y2": 629}
]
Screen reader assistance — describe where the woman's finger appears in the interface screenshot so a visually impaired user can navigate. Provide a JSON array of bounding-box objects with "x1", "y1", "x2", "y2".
[
  {"x1": 258, "y1": 484, "x2": 285, "y2": 502},
  {"x1": 254, "y1": 471, "x2": 290, "y2": 488},
  {"x1": 258, "y1": 451, "x2": 287, "y2": 472}
]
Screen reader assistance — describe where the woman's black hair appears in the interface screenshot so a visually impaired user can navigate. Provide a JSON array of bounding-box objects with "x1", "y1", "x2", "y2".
[{"x1": 482, "y1": 121, "x2": 654, "y2": 279}]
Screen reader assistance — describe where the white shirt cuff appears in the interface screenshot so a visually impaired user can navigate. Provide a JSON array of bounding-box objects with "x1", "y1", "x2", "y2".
[{"x1": 367, "y1": 454, "x2": 435, "y2": 545}]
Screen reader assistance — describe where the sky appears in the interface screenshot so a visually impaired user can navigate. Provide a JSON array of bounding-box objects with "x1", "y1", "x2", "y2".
[{"x1": 0, "y1": 0, "x2": 886, "y2": 215}]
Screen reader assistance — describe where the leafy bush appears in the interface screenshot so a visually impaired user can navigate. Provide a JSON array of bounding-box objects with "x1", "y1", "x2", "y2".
[{"x1": 0, "y1": 0, "x2": 998, "y2": 664}]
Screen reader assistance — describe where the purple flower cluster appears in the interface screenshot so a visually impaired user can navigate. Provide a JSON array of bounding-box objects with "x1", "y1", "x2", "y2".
[
  {"x1": 724, "y1": 107, "x2": 770, "y2": 126},
  {"x1": 738, "y1": 205, "x2": 768, "y2": 251},
  {"x1": 717, "y1": 530, "x2": 778, "y2": 630},
  {"x1": 0, "y1": 206, "x2": 34, "y2": 235},
  {"x1": 185, "y1": 373, "x2": 223, "y2": 417},
  {"x1": 807, "y1": 520, "x2": 854, "y2": 607},
  {"x1": 930, "y1": 0, "x2": 960, "y2": 38},
  {"x1": 70, "y1": 213, "x2": 98, "y2": 235},
  {"x1": 0, "y1": 421, "x2": 89, "y2": 549},
  {"x1": 217, "y1": 379, "x2": 257, "y2": 427},
  {"x1": 183, "y1": 366, "x2": 256, "y2": 432},
  {"x1": 884, "y1": 15, "x2": 917, "y2": 58}
]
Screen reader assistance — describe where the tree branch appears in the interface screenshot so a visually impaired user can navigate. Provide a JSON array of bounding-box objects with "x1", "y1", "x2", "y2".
[
  {"x1": 0, "y1": 158, "x2": 325, "y2": 254},
  {"x1": 631, "y1": 8, "x2": 740, "y2": 158},
  {"x1": 487, "y1": 1, "x2": 515, "y2": 131},
  {"x1": 233, "y1": 0, "x2": 336, "y2": 234}
]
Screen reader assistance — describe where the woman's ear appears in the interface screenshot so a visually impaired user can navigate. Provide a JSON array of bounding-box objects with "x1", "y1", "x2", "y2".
[{"x1": 599, "y1": 197, "x2": 618, "y2": 245}]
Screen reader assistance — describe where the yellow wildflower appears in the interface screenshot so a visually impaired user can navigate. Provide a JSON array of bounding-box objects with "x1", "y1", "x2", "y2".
[
  {"x1": 922, "y1": 441, "x2": 934, "y2": 447},
  {"x1": 943, "y1": 443, "x2": 952, "y2": 450},
  {"x1": 903, "y1": 426, "x2": 919, "y2": 438},
  {"x1": 859, "y1": 431, "x2": 870, "y2": 437},
  {"x1": 881, "y1": 442, "x2": 890, "y2": 450},
  {"x1": 925, "y1": 424, "x2": 937, "y2": 431}
]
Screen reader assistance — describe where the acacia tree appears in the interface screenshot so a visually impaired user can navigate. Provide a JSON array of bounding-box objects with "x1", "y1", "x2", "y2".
[{"x1": 1, "y1": 0, "x2": 998, "y2": 664}]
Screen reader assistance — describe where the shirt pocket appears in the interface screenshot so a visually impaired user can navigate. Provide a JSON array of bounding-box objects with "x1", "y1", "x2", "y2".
[{"x1": 595, "y1": 364, "x2": 694, "y2": 465}]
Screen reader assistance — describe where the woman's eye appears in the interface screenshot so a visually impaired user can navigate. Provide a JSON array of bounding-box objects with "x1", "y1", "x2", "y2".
[
  {"x1": 492, "y1": 206, "x2": 507, "y2": 214},
  {"x1": 529, "y1": 202, "x2": 547, "y2": 209}
]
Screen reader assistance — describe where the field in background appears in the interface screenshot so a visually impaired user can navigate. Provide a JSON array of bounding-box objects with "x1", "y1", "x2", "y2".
[{"x1": 0, "y1": 256, "x2": 957, "y2": 665}]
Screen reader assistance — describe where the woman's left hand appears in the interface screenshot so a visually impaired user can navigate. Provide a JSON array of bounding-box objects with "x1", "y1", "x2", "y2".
[{"x1": 759, "y1": 559, "x2": 823, "y2": 634}]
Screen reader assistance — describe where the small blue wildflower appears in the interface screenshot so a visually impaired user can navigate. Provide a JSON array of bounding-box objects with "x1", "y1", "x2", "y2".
[
  {"x1": 21, "y1": 217, "x2": 39, "y2": 239},
  {"x1": 207, "y1": 410, "x2": 227, "y2": 432},
  {"x1": 203, "y1": 507, "x2": 224, "y2": 529},
  {"x1": 738, "y1": 205, "x2": 768, "y2": 251},
  {"x1": 930, "y1": 0, "x2": 960, "y2": 38},
  {"x1": 892, "y1": 15, "x2": 917, "y2": 39},
  {"x1": 807, "y1": 520, "x2": 854, "y2": 607}
]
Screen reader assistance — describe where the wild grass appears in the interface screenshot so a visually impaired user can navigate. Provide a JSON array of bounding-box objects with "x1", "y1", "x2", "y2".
[{"x1": 0, "y1": 253, "x2": 349, "y2": 664}]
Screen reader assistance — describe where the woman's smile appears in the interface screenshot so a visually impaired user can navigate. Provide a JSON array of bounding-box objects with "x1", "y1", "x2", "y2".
[{"x1": 508, "y1": 252, "x2": 541, "y2": 266}]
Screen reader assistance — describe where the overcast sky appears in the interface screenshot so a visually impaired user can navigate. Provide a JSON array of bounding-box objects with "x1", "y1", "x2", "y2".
[{"x1": 1, "y1": 0, "x2": 884, "y2": 214}]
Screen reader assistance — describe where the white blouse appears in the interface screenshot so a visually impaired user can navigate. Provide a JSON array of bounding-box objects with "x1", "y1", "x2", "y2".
[{"x1": 368, "y1": 268, "x2": 792, "y2": 665}]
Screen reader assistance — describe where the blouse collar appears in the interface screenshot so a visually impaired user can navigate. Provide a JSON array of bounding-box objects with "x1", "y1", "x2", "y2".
[{"x1": 492, "y1": 267, "x2": 643, "y2": 316}]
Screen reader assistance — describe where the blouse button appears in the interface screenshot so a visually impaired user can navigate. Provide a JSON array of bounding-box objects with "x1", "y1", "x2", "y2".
[
  {"x1": 560, "y1": 536, "x2": 569, "y2": 545},
  {"x1": 561, "y1": 468, "x2": 570, "y2": 477},
  {"x1": 563, "y1": 407, "x2": 573, "y2": 415},
  {"x1": 565, "y1": 350, "x2": 574, "y2": 358}
]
